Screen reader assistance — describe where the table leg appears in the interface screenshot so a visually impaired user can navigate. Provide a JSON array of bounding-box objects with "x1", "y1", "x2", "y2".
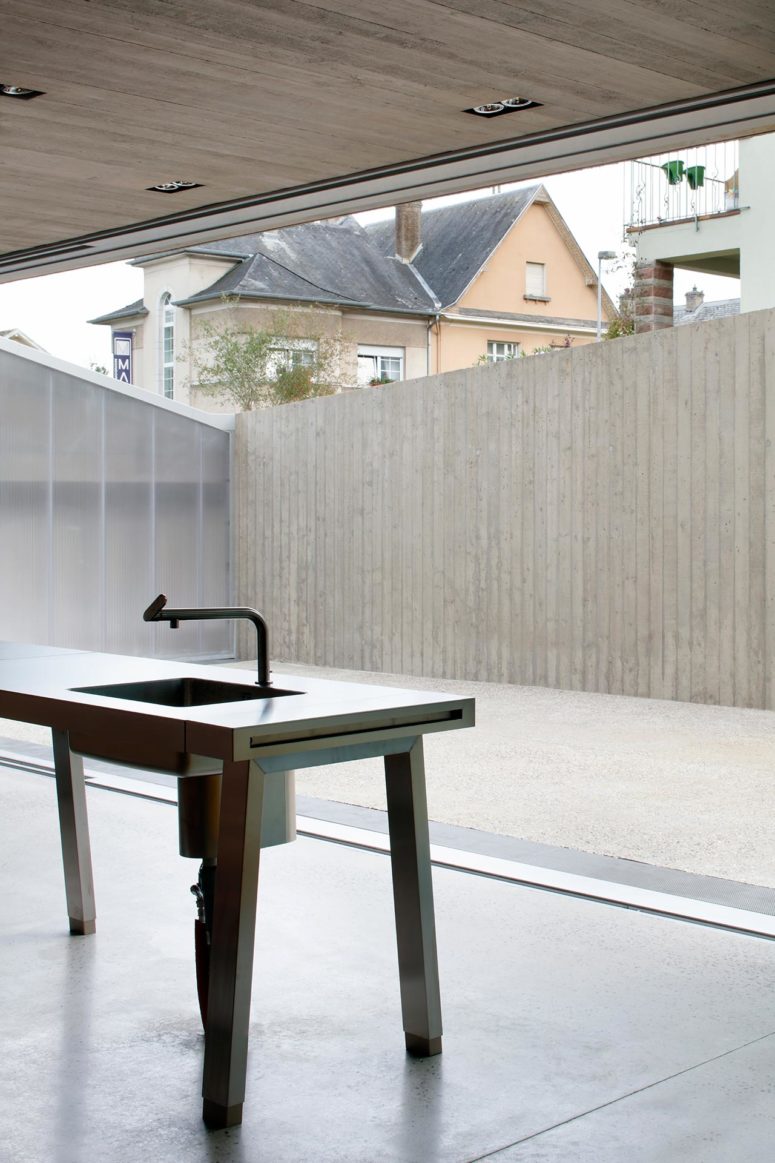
[
  {"x1": 384, "y1": 737, "x2": 442, "y2": 1057},
  {"x1": 51, "y1": 729, "x2": 96, "y2": 936},
  {"x1": 202, "y1": 758, "x2": 264, "y2": 1129}
]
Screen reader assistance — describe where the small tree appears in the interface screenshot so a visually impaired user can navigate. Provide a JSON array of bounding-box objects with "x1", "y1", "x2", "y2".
[
  {"x1": 186, "y1": 300, "x2": 343, "y2": 410},
  {"x1": 603, "y1": 245, "x2": 636, "y2": 340}
]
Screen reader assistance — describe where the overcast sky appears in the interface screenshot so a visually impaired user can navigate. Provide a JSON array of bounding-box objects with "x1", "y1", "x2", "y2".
[{"x1": 0, "y1": 159, "x2": 740, "y2": 372}]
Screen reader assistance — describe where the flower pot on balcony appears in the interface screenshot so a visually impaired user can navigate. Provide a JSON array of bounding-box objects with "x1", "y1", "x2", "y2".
[
  {"x1": 661, "y1": 159, "x2": 685, "y2": 185},
  {"x1": 685, "y1": 165, "x2": 705, "y2": 190}
]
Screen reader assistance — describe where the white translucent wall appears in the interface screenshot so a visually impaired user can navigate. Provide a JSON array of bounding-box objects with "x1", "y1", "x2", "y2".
[{"x1": 0, "y1": 341, "x2": 233, "y2": 659}]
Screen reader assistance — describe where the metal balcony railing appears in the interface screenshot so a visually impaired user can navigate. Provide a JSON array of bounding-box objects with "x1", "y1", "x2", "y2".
[{"x1": 624, "y1": 140, "x2": 739, "y2": 232}]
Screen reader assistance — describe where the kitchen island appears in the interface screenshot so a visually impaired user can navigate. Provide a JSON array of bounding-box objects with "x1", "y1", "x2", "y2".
[{"x1": 0, "y1": 642, "x2": 474, "y2": 1128}]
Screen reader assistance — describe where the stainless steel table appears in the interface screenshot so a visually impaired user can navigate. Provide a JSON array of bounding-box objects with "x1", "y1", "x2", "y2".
[{"x1": 0, "y1": 643, "x2": 474, "y2": 1128}]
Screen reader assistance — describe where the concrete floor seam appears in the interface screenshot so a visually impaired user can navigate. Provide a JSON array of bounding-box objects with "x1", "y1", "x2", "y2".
[
  {"x1": 6, "y1": 751, "x2": 775, "y2": 940},
  {"x1": 463, "y1": 1027, "x2": 775, "y2": 1161}
]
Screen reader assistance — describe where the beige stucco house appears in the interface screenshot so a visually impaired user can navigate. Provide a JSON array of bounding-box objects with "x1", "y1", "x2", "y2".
[{"x1": 90, "y1": 187, "x2": 615, "y2": 410}]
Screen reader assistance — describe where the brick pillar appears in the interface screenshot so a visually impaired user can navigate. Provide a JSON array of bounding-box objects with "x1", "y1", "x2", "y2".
[{"x1": 633, "y1": 260, "x2": 673, "y2": 333}]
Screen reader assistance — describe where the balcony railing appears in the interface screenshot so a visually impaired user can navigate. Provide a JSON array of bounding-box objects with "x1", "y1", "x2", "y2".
[{"x1": 625, "y1": 140, "x2": 739, "y2": 231}]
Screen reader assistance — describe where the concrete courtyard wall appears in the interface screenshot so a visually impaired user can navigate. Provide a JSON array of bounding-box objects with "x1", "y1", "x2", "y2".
[{"x1": 235, "y1": 308, "x2": 775, "y2": 709}]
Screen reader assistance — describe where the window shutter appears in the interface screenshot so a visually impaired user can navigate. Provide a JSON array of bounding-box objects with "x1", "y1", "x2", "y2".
[{"x1": 525, "y1": 262, "x2": 546, "y2": 296}]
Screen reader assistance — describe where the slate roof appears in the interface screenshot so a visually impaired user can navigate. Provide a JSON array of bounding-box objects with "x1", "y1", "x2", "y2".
[
  {"x1": 366, "y1": 188, "x2": 541, "y2": 308},
  {"x1": 674, "y1": 297, "x2": 740, "y2": 326},
  {"x1": 174, "y1": 218, "x2": 436, "y2": 315},
  {"x1": 89, "y1": 298, "x2": 148, "y2": 325},
  {"x1": 94, "y1": 186, "x2": 588, "y2": 322}
]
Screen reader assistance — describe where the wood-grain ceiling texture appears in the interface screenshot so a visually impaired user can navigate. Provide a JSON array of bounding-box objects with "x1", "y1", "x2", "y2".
[{"x1": 2, "y1": 0, "x2": 775, "y2": 278}]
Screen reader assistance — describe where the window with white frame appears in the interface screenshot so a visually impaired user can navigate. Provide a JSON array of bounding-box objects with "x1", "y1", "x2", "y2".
[
  {"x1": 160, "y1": 292, "x2": 175, "y2": 399},
  {"x1": 357, "y1": 345, "x2": 404, "y2": 386},
  {"x1": 487, "y1": 340, "x2": 520, "y2": 362},
  {"x1": 525, "y1": 262, "x2": 548, "y2": 298},
  {"x1": 268, "y1": 340, "x2": 317, "y2": 376}
]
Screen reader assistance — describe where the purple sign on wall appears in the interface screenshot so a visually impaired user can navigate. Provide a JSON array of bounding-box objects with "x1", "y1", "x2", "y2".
[{"x1": 112, "y1": 330, "x2": 133, "y2": 383}]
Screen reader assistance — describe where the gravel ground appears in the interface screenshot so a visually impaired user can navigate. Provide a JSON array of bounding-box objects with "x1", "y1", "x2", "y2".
[
  {"x1": 6, "y1": 661, "x2": 775, "y2": 887},
  {"x1": 264, "y1": 661, "x2": 775, "y2": 888}
]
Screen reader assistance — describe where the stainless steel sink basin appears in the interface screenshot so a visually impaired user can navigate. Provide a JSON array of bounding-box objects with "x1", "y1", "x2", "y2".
[{"x1": 72, "y1": 677, "x2": 301, "y2": 707}]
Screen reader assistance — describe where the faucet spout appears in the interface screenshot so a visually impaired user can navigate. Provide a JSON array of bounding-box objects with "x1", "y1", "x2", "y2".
[{"x1": 143, "y1": 594, "x2": 272, "y2": 686}]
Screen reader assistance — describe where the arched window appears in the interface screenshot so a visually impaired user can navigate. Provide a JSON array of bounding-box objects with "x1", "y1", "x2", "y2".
[{"x1": 160, "y1": 292, "x2": 175, "y2": 398}]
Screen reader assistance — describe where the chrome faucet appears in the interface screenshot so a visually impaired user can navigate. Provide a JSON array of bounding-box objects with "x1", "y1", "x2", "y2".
[{"x1": 143, "y1": 594, "x2": 272, "y2": 686}]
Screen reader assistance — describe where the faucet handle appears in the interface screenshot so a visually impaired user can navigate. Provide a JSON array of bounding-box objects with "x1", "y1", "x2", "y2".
[{"x1": 143, "y1": 593, "x2": 168, "y2": 622}]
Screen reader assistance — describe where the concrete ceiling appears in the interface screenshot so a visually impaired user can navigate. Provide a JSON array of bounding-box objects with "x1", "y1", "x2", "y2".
[{"x1": 3, "y1": 0, "x2": 775, "y2": 281}]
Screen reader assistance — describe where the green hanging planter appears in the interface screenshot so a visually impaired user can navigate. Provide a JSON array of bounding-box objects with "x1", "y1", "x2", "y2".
[
  {"x1": 661, "y1": 159, "x2": 685, "y2": 185},
  {"x1": 685, "y1": 164, "x2": 705, "y2": 190}
]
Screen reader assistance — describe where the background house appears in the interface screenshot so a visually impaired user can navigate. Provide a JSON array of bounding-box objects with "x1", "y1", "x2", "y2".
[
  {"x1": 90, "y1": 187, "x2": 615, "y2": 409},
  {"x1": 626, "y1": 131, "x2": 775, "y2": 330}
]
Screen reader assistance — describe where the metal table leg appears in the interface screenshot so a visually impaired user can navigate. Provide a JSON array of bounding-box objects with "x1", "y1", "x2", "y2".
[
  {"x1": 51, "y1": 729, "x2": 96, "y2": 936},
  {"x1": 202, "y1": 758, "x2": 265, "y2": 1129},
  {"x1": 384, "y1": 736, "x2": 442, "y2": 1057}
]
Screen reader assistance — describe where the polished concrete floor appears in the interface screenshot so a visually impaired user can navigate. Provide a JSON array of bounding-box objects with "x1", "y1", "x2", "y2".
[{"x1": 4, "y1": 765, "x2": 775, "y2": 1162}]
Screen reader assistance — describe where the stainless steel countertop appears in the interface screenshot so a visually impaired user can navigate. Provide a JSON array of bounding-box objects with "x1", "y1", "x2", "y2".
[{"x1": 0, "y1": 643, "x2": 475, "y2": 766}]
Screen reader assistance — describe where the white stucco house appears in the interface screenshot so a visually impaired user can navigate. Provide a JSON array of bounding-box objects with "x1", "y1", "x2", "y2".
[{"x1": 627, "y1": 131, "x2": 775, "y2": 329}]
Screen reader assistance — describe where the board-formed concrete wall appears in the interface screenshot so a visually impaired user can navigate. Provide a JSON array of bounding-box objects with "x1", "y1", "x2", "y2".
[{"x1": 235, "y1": 308, "x2": 775, "y2": 709}]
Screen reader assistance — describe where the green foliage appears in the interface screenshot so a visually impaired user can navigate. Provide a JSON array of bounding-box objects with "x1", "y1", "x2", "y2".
[
  {"x1": 605, "y1": 315, "x2": 635, "y2": 339},
  {"x1": 186, "y1": 300, "x2": 341, "y2": 411},
  {"x1": 602, "y1": 245, "x2": 636, "y2": 340}
]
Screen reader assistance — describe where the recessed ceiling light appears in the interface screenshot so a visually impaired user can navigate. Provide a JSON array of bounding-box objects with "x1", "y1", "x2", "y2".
[
  {"x1": 0, "y1": 83, "x2": 44, "y2": 100},
  {"x1": 146, "y1": 180, "x2": 204, "y2": 193},
  {"x1": 472, "y1": 103, "x2": 505, "y2": 116},
  {"x1": 465, "y1": 96, "x2": 541, "y2": 118}
]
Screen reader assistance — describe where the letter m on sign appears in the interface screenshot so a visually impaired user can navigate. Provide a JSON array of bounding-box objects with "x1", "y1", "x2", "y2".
[{"x1": 112, "y1": 331, "x2": 133, "y2": 383}]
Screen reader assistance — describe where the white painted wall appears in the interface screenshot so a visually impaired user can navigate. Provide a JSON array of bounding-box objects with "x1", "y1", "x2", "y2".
[
  {"x1": 737, "y1": 134, "x2": 775, "y2": 312},
  {"x1": 137, "y1": 254, "x2": 237, "y2": 403}
]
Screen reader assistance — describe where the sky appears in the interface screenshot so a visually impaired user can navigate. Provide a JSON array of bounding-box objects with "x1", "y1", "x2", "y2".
[{"x1": 0, "y1": 158, "x2": 741, "y2": 372}]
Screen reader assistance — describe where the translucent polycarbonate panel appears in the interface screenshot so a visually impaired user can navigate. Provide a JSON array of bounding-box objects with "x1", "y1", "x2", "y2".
[
  {"x1": 0, "y1": 354, "x2": 51, "y2": 643},
  {"x1": 51, "y1": 374, "x2": 104, "y2": 650},
  {"x1": 104, "y1": 390, "x2": 155, "y2": 655},
  {"x1": 0, "y1": 345, "x2": 231, "y2": 657},
  {"x1": 199, "y1": 425, "x2": 232, "y2": 657},
  {"x1": 153, "y1": 409, "x2": 205, "y2": 658}
]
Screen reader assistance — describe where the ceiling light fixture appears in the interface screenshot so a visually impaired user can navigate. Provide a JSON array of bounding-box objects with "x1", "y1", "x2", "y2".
[
  {"x1": 147, "y1": 180, "x2": 203, "y2": 194},
  {"x1": 0, "y1": 83, "x2": 44, "y2": 100},
  {"x1": 466, "y1": 96, "x2": 541, "y2": 118}
]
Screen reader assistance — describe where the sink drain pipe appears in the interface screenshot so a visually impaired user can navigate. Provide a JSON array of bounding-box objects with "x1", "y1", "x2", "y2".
[{"x1": 178, "y1": 767, "x2": 296, "y2": 1026}]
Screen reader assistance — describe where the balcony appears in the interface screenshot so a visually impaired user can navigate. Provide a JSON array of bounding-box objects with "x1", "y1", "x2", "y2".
[{"x1": 625, "y1": 141, "x2": 739, "y2": 233}]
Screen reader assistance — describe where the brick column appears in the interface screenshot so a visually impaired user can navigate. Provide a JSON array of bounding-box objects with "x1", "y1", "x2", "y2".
[{"x1": 633, "y1": 260, "x2": 673, "y2": 333}]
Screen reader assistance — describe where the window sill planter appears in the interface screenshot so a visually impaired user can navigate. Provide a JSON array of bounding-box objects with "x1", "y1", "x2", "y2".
[{"x1": 523, "y1": 294, "x2": 551, "y2": 302}]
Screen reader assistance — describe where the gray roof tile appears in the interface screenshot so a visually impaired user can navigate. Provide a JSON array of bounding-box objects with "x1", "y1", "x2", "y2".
[
  {"x1": 674, "y1": 298, "x2": 740, "y2": 325},
  {"x1": 98, "y1": 187, "x2": 562, "y2": 322},
  {"x1": 88, "y1": 298, "x2": 148, "y2": 325},
  {"x1": 365, "y1": 188, "x2": 540, "y2": 308},
  {"x1": 175, "y1": 218, "x2": 435, "y2": 314}
]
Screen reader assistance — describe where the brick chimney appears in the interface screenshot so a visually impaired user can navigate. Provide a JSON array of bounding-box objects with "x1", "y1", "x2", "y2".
[
  {"x1": 685, "y1": 286, "x2": 704, "y2": 313},
  {"x1": 395, "y1": 201, "x2": 422, "y2": 263}
]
